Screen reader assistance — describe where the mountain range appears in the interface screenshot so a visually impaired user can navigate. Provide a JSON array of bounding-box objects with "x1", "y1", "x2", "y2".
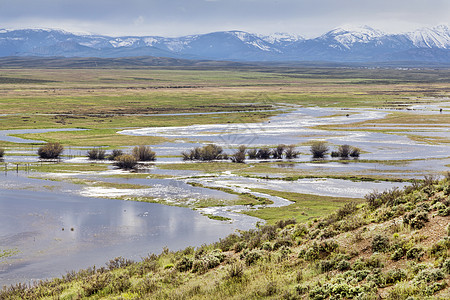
[{"x1": 0, "y1": 25, "x2": 449, "y2": 63}]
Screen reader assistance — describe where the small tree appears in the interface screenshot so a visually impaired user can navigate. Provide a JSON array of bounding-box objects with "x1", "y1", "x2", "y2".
[
  {"x1": 114, "y1": 154, "x2": 138, "y2": 169},
  {"x1": 108, "y1": 149, "x2": 123, "y2": 161},
  {"x1": 337, "y1": 144, "x2": 351, "y2": 159},
  {"x1": 285, "y1": 145, "x2": 298, "y2": 159},
  {"x1": 0, "y1": 148, "x2": 4, "y2": 158},
  {"x1": 200, "y1": 144, "x2": 223, "y2": 161},
  {"x1": 37, "y1": 142, "x2": 64, "y2": 159},
  {"x1": 310, "y1": 141, "x2": 328, "y2": 159},
  {"x1": 132, "y1": 145, "x2": 156, "y2": 161},
  {"x1": 181, "y1": 144, "x2": 225, "y2": 161},
  {"x1": 231, "y1": 146, "x2": 246, "y2": 163},
  {"x1": 87, "y1": 148, "x2": 106, "y2": 160},
  {"x1": 257, "y1": 148, "x2": 271, "y2": 159},
  {"x1": 272, "y1": 144, "x2": 285, "y2": 159},
  {"x1": 247, "y1": 149, "x2": 258, "y2": 159},
  {"x1": 350, "y1": 147, "x2": 361, "y2": 158}
]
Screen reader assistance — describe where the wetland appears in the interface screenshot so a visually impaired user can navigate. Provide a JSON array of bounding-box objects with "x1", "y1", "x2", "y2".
[{"x1": 0, "y1": 66, "x2": 449, "y2": 287}]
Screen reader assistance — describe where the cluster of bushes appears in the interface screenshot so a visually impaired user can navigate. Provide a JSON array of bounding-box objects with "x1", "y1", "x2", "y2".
[
  {"x1": 37, "y1": 142, "x2": 64, "y2": 159},
  {"x1": 310, "y1": 141, "x2": 361, "y2": 159},
  {"x1": 182, "y1": 144, "x2": 228, "y2": 161},
  {"x1": 182, "y1": 143, "x2": 300, "y2": 164},
  {"x1": 84, "y1": 146, "x2": 156, "y2": 170},
  {"x1": 247, "y1": 144, "x2": 299, "y2": 160},
  {"x1": 331, "y1": 144, "x2": 361, "y2": 159},
  {"x1": 86, "y1": 148, "x2": 106, "y2": 160}
]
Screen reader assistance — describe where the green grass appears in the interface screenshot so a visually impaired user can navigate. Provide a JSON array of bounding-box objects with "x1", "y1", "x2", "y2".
[
  {"x1": 11, "y1": 128, "x2": 171, "y2": 147},
  {"x1": 29, "y1": 163, "x2": 109, "y2": 173},
  {"x1": 201, "y1": 214, "x2": 232, "y2": 222},
  {"x1": 244, "y1": 189, "x2": 360, "y2": 224}
]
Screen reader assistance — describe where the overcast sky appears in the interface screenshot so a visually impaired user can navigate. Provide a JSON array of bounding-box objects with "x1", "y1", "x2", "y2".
[{"x1": 1, "y1": 0, "x2": 449, "y2": 37}]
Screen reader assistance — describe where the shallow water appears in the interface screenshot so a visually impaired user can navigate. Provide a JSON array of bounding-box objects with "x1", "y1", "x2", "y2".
[
  {"x1": 186, "y1": 175, "x2": 410, "y2": 199},
  {"x1": 119, "y1": 107, "x2": 449, "y2": 162},
  {"x1": 0, "y1": 187, "x2": 251, "y2": 286},
  {"x1": 0, "y1": 128, "x2": 87, "y2": 144}
]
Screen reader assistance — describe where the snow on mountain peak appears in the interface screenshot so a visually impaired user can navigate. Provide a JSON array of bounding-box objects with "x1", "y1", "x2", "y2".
[
  {"x1": 407, "y1": 25, "x2": 450, "y2": 49},
  {"x1": 259, "y1": 32, "x2": 304, "y2": 44},
  {"x1": 323, "y1": 25, "x2": 385, "y2": 49}
]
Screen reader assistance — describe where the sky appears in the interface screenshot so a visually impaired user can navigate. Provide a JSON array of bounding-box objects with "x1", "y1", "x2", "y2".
[{"x1": 0, "y1": 0, "x2": 449, "y2": 37}]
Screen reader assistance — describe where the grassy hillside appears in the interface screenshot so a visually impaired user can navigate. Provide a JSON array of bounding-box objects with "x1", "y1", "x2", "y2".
[{"x1": 2, "y1": 174, "x2": 449, "y2": 299}]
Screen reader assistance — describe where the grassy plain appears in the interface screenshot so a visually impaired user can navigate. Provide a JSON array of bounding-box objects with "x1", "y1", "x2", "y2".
[{"x1": 1, "y1": 67, "x2": 448, "y2": 147}]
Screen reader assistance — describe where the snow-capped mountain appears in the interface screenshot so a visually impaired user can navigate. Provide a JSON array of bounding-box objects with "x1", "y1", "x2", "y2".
[
  {"x1": 317, "y1": 25, "x2": 384, "y2": 50},
  {"x1": 0, "y1": 26, "x2": 449, "y2": 63},
  {"x1": 407, "y1": 25, "x2": 450, "y2": 49}
]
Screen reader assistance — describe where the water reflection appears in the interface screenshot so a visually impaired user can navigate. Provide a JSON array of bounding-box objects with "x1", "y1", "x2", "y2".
[{"x1": 0, "y1": 188, "x2": 250, "y2": 285}]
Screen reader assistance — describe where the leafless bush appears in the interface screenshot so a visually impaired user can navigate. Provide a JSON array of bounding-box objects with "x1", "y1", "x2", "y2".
[
  {"x1": 272, "y1": 144, "x2": 285, "y2": 159},
  {"x1": 132, "y1": 145, "x2": 156, "y2": 161},
  {"x1": 285, "y1": 145, "x2": 299, "y2": 159},
  {"x1": 231, "y1": 145, "x2": 246, "y2": 163},
  {"x1": 310, "y1": 141, "x2": 329, "y2": 159},
  {"x1": 114, "y1": 154, "x2": 138, "y2": 169},
  {"x1": 37, "y1": 142, "x2": 64, "y2": 159},
  {"x1": 87, "y1": 148, "x2": 106, "y2": 160}
]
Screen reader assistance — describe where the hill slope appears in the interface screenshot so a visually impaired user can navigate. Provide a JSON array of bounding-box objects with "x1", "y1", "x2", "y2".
[{"x1": 2, "y1": 175, "x2": 449, "y2": 299}]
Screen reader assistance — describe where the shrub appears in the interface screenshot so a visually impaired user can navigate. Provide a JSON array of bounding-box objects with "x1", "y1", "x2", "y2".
[
  {"x1": 337, "y1": 144, "x2": 351, "y2": 158},
  {"x1": 442, "y1": 258, "x2": 450, "y2": 274},
  {"x1": 247, "y1": 149, "x2": 258, "y2": 159},
  {"x1": 336, "y1": 202, "x2": 358, "y2": 220},
  {"x1": 429, "y1": 238, "x2": 450, "y2": 258},
  {"x1": 175, "y1": 256, "x2": 193, "y2": 272},
  {"x1": 245, "y1": 249, "x2": 265, "y2": 265},
  {"x1": 385, "y1": 269, "x2": 407, "y2": 285},
  {"x1": 182, "y1": 147, "x2": 202, "y2": 161},
  {"x1": 226, "y1": 262, "x2": 244, "y2": 280},
  {"x1": 350, "y1": 147, "x2": 360, "y2": 158},
  {"x1": 330, "y1": 151, "x2": 339, "y2": 158},
  {"x1": 257, "y1": 148, "x2": 271, "y2": 159},
  {"x1": 230, "y1": 145, "x2": 246, "y2": 163},
  {"x1": 199, "y1": 144, "x2": 223, "y2": 161},
  {"x1": 285, "y1": 144, "x2": 299, "y2": 159},
  {"x1": 132, "y1": 145, "x2": 156, "y2": 161},
  {"x1": 365, "y1": 188, "x2": 404, "y2": 210},
  {"x1": 0, "y1": 148, "x2": 4, "y2": 157},
  {"x1": 37, "y1": 142, "x2": 64, "y2": 159},
  {"x1": 82, "y1": 273, "x2": 111, "y2": 297},
  {"x1": 414, "y1": 268, "x2": 444, "y2": 283},
  {"x1": 108, "y1": 273, "x2": 131, "y2": 293},
  {"x1": 233, "y1": 241, "x2": 246, "y2": 253},
  {"x1": 87, "y1": 148, "x2": 106, "y2": 160},
  {"x1": 372, "y1": 235, "x2": 389, "y2": 253},
  {"x1": 310, "y1": 141, "x2": 329, "y2": 159},
  {"x1": 403, "y1": 208, "x2": 429, "y2": 230},
  {"x1": 114, "y1": 154, "x2": 138, "y2": 169},
  {"x1": 107, "y1": 149, "x2": 123, "y2": 160},
  {"x1": 406, "y1": 247, "x2": 424, "y2": 261},
  {"x1": 182, "y1": 144, "x2": 226, "y2": 161},
  {"x1": 272, "y1": 144, "x2": 285, "y2": 159},
  {"x1": 192, "y1": 249, "x2": 225, "y2": 273}
]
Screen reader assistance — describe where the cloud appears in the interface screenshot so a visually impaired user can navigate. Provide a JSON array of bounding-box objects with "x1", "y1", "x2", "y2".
[{"x1": 0, "y1": 0, "x2": 448, "y2": 37}]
